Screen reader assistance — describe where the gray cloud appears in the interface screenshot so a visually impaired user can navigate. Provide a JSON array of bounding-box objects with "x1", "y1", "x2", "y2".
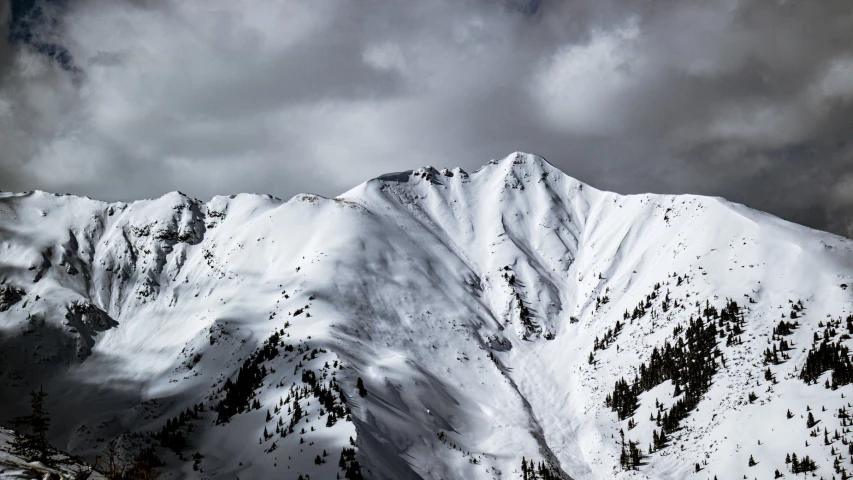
[{"x1": 1, "y1": 0, "x2": 852, "y2": 236}]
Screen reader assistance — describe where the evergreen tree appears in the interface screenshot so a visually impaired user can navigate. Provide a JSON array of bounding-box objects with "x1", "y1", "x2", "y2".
[{"x1": 10, "y1": 386, "x2": 52, "y2": 465}]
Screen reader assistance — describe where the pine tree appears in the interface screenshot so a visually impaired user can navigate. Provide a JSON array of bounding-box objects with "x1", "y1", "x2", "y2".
[
  {"x1": 748, "y1": 454, "x2": 756, "y2": 467},
  {"x1": 807, "y1": 411, "x2": 817, "y2": 428},
  {"x1": 10, "y1": 386, "x2": 52, "y2": 465}
]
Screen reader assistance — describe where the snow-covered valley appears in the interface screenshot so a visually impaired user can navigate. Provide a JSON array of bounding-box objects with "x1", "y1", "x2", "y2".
[{"x1": 2, "y1": 152, "x2": 853, "y2": 479}]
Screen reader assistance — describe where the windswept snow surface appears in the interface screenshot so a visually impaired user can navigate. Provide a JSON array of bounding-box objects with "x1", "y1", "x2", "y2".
[{"x1": 2, "y1": 152, "x2": 853, "y2": 479}]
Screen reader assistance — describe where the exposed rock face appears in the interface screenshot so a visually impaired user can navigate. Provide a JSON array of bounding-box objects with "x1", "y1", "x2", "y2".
[{"x1": 0, "y1": 285, "x2": 24, "y2": 312}]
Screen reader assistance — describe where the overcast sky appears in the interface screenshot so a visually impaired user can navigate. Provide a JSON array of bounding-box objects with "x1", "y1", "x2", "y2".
[{"x1": 1, "y1": 0, "x2": 852, "y2": 236}]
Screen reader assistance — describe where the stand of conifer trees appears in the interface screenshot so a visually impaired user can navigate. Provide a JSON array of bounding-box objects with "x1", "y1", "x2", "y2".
[
  {"x1": 520, "y1": 457, "x2": 559, "y2": 480},
  {"x1": 800, "y1": 339, "x2": 853, "y2": 388},
  {"x1": 215, "y1": 331, "x2": 285, "y2": 423},
  {"x1": 606, "y1": 299, "x2": 741, "y2": 467}
]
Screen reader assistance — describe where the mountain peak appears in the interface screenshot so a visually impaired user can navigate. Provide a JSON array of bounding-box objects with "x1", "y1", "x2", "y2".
[{"x1": 362, "y1": 151, "x2": 585, "y2": 196}]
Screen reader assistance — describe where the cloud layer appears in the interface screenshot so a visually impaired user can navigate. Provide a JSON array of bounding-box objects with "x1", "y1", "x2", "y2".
[{"x1": 1, "y1": 0, "x2": 852, "y2": 235}]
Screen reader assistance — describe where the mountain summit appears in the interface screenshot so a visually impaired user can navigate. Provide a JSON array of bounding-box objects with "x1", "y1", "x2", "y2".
[{"x1": 1, "y1": 152, "x2": 852, "y2": 479}]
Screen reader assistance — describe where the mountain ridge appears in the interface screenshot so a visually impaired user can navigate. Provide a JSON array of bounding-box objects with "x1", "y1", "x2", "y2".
[{"x1": 1, "y1": 152, "x2": 853, "y2": 479}]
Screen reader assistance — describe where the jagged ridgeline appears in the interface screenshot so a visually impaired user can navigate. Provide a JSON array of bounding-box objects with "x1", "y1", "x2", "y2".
[{"x1": 1, "y1": 153, "x2": 853, "y2": 479}]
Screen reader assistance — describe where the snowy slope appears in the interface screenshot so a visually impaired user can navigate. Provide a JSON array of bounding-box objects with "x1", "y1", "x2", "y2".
[
  {"x1": 2, "y1": 152, "x2": 853, "y2": 479},
  {"x1": 0, "y1": 428, "x2": 104, "y2": 479}
]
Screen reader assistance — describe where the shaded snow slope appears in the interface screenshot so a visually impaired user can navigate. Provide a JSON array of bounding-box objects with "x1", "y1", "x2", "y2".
[
  {"x1": 0, "y1": 428, "x2": 104, "y2": 479},
  {"x1": 2, "y1": 152, "x2": 853, "y2": 479}
]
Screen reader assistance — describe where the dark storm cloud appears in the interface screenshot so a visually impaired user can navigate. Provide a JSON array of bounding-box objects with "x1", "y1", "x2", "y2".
[{"x1": 1, "y1": 0, "x2": 852, "y2": 236}]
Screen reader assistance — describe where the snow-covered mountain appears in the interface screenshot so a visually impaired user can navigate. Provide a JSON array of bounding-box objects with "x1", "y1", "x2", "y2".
[{"x1": 2, "y1": 152, "x2": 853, "y2": 480}]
